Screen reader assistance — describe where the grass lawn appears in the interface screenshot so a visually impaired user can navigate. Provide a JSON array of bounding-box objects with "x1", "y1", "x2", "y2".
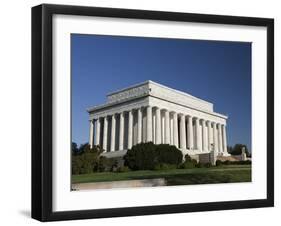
[{"x1": 72, "y1": 165, "x2": 251, "y2": 186}]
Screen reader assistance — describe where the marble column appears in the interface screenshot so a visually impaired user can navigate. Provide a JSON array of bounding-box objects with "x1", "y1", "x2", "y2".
[
  {"x1": 95, "y1": 118, "x2": 101, "y2": 146},
  {"x1": 128, "y1": 110, "x2": 133, "y2": 149},
  {"x1": 180, "y1": 114, "x2": 186, "y2": 149},
  {"x1": 213, "y1": 122, "x2": 218, "y2": 153},
  {"x1": 195, "y1": 118, "x2": 202, "y2": 151},
  {"x1": 119, "y1": 112, "x2": 124, "y2": 151},
  {"x1": 165, "y1": 110, "x2": 170, "y2": 144},
  {"x1": 218, "y1": 123, "x2": 223, "y2": 153},
  {"x1": 137, "y1": 108, "x2": 142, "y2": 144},
  {"x1": 173, "y1": 113, "x2": 178, "y2": 148},
  {"x1": 188, "y1": 116, "x2": 194, "y2": 150},
  {"x1": 207, "y1": 121, "x2": 212, "y2": 151},
  {"x1": 110, "y1": 114, "x2": 116, "y2": 152},
  {"x1": 202, "y1": 119, "x2": 207, "y2": 151},
  {"x1": 222, "y1": 124, "x2": 228, "y2": 153},
  {"x1": 146, "y1": 106, "x2": 153, "y2": 142},
  {"x1": 155, "y1": 107, "x2": 161, "y2": 144},
  {"x1": 89, "y1": 120, "x2": 94, "y2": 148},
  {"x1": 102, "y1": 116, "x2": 108, "y2": 151}
]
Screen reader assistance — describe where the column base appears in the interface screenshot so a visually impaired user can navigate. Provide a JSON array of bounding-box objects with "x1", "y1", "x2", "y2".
[
  {"x1": 217, "y1": 152, "x2": 231, "y2": 157},
  {"x1": 180, "y1": 148, "x2": 210, "y2": 156},
  {"x1": 101, "y1": 149, "x2": 127, "y2": 158}
]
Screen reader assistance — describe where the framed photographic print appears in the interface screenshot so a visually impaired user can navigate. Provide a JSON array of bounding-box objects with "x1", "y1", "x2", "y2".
[{"x1": 31, "y1": 4, "x2": 274, "y2": 221}]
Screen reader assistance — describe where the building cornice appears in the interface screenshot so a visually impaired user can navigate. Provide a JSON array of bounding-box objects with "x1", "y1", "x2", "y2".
[{"x1": 87, "y1": 80, "x2": 228, "y2": 120}]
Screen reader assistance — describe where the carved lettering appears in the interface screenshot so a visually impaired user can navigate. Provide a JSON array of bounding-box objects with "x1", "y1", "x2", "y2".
[{"x1": 107, "y1": 85, "x2": 149, "y2": 103}]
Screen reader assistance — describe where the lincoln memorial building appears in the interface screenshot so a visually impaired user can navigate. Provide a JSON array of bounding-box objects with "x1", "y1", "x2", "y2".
[{"x1": 87, "y1": 81, "x2": 230, "y2": 158}]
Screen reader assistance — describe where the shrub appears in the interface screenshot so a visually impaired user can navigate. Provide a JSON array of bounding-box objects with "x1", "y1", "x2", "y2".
[
  {"x1": 72, "y1": 155, "x2": 83, "y2": 174},
  {"x1": 179, "y1": 158, "x2": 197, "y2": 168},
  {"x1": 72, "y1": 151, "x2": 100, "y2": 174},
  {"x1": 216, "y1": 160, "x2": 223, "y2": 166},
  {"x1": 204, "y1": 163, "x2": 212, "y2": 168},
  {"x1": 124, "y1": 142, "x2": 183, "y2": 170},
  {"x1": 71, "y1": 144, "x2": 117, "y2": 174},
  {"x1": 224, "y1": 160, "x2": 231, "y2": 165},
  {"x1": 155, "y1": 163, "x2": 178, "y2": 170},
  {"x1": 116, "y1": 166, "x2": 130, "y2": 173},
  {"x1": 243, "y1": 160, "x2": 252, "y2": 165},
  {"x1": 156, "y1": 144, "x2": 183, "y2": 165},
  {"x1": 232, "y1": 160, "x2": 252, "y2": 165},
  {"x1": 195, "y1": 162, "x2": 204, "y2": 168},
  {"x1": 184, "y1": 154, "x2": 192, "y2": 162},
  {"x1": 124, "y1": 142, "x2": 157, "y2": 170},
  {"x1": 179, "y1": 161, "x2": 196, "y2": 169},
  {"x1": 215, "y1": 159, "x2": 252, "y2": 166},
  {"x1": 98, "y1": 156, "x2": 118, "y2": 172}
]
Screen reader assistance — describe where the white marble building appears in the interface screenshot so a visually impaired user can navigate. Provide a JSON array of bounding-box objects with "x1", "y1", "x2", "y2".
[{"x1": 87, "y1": 81, "x2": 230, "y2": 158}]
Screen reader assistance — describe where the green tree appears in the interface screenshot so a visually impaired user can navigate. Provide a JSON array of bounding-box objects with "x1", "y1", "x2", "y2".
[
  {"x1": 72, "y1": 142, "x2": 79, "y2": 155},
  {"x1": 124, "y1": 142, "x2": 183, "y2": 170},
  {"x1": 78, "y1": 143, "x2": 90, "y2": 154},
  {"x1": 71, "y1": 143, "x2": 107, "y2": 174},
  {"x1": 229, "y1": 144, "x2": 251, "y2": 157},
  {"x1": 227, "y1": 145, "x2": 233, "y2": 154}
]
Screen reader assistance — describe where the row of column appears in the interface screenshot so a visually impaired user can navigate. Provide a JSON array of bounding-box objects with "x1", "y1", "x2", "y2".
[
  {"x1": 89, "y1": 106, "x2": 227, "y2": 154},
  {"x1": 90, "y1": 108, "x2": 145, "y2": 152},
  {"x1": 176, "y1": 113, "x2": 227, "y2": 153}
]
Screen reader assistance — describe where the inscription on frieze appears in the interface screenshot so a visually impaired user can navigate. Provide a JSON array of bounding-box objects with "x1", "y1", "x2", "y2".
[{"x1": 107, "y1": 85, "x2": 150, "y2": 103}]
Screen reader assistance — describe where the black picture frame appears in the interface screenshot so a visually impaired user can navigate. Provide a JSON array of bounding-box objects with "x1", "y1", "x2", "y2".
[{"x1": 32, "y1": 3, "x2": 274, "y2": 222}]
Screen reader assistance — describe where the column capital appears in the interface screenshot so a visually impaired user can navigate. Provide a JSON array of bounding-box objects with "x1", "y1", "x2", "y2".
[
  {"x1": 201, "y1": 118, "x2": 206, "y2": 123},
  {"x1": 131, "y1": 107, "x2": 141, "y2": 113},
  {"x1": 119, "y1": 111, "x2": 125, "y2": 115},
  {"x1": 180, "y1": 113, "x2": 185, "y2": 118},
  {"x1": 146, "y1": 105, "x2": 153, "y2": 111},
  {"x1": 155, "y1": 106, "x2": 161, "y2": 111}
]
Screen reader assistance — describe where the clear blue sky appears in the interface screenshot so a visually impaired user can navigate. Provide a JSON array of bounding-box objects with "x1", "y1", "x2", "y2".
[{"x1": 71, "y1": 34, "x2": 251, "y2": 150}]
